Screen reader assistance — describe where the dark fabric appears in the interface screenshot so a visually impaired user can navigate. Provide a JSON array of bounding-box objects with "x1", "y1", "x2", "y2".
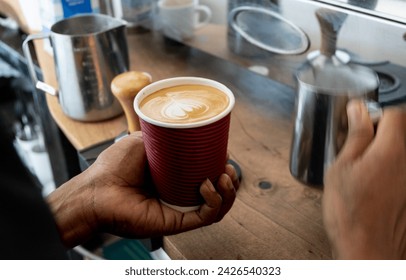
[{"x1": 0, "y1": 120, "x2": 67, "y2": 259}]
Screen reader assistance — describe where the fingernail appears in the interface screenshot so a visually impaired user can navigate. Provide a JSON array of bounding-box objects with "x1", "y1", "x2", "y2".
[
  {"x1": 226, "y1": 176, "x2": 234, "y2": 190},
  {"x1": 347, "y1": 100, "x2": 361, "y2": 126},
  {"x1": 205, "y1": 178, "x2": 216, "y2": 192},
  {"x1": 131, "y1": 131, "x2": 143, "y2": 138}
]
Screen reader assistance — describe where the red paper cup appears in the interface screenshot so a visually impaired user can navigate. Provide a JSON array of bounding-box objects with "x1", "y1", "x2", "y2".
[{"x1": 134, "y1": 77, "x2": 235, "y2": 212}]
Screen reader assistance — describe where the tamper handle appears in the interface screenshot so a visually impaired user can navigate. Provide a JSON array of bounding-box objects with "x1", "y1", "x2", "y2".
[
  {"x1": 111, "y1": 71, "x2": 152, "y2": 133},
  {"x1": 316, "y1": 8, "x2": 348, "y2": 57}
]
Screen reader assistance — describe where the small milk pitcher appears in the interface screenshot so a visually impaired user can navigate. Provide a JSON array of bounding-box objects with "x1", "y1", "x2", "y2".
[
  {"x1": 23, "y1": 13, "x2": 129, "y2": 122},
  {"x1": 289, "y1": 8, "x2": 381, "y2": 186}
]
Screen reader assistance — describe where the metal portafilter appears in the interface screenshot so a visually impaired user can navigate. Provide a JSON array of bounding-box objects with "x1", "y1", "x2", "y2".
[{"x1": 111, "y1": 71, "x2": 152, "y2": 135}]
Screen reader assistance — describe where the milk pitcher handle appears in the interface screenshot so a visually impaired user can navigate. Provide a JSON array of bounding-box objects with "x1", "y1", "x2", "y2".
[{"x1": 22, "y1": 33, "x2": 58, "y2": 96}]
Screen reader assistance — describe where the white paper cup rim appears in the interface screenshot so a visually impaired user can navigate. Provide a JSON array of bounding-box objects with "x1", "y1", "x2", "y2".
[{"x1": 134, "y1": 77, "x2": 235, "y2": 129}]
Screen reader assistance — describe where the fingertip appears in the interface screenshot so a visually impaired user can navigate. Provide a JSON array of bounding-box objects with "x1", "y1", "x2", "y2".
[
  {"x1": 195, "y1": 179, "x2": 222, "y2": 226},
  {"x1": 347, "y1": 99, "x2": 362, "y2": 129},
  {"x1": 200, "y1": 179, "x2": 222, "y2": 208},
  {"x1": 213, "y1": 173, "x2": 237, "y2": 222},
  {"x1": 225, "y1": 164, "x2": 235, "y2": 178},
  {"x1": 337, "y1": 99, "x2": 374, "y2": 163},
  {"x1": 204, "y1": 178, "x2": 216, "y2": 193},
  {"x1": 218, "y1": 173, "x2": 234, "y2": 192},
  {"x1": 129, "y1": 131, "x2": 143, "y2": 139},
  {"x1": 225, "y1": 164, "x2": 240, "y2": 191}
]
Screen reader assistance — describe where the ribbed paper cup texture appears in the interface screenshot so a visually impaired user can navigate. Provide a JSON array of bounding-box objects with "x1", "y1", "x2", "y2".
[{"x1": 134, "y1": 77, "x2": 235, "y2": 212}]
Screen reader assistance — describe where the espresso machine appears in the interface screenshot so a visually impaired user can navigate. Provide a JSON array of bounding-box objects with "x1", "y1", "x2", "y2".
[
  {"x1": 226, "y1": 0, "x2": 406, "y2": 101},
  {"x1": 223, "y1": 0, "x2": 406, "y2": 185}
]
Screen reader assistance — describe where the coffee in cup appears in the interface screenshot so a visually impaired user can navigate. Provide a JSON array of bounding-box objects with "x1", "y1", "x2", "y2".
[
  {"x1": 139, "y1": 84, "x2": 229, "y2": 124},
  {"x1": 134, "y1": 77, "x2": 235, "y2": 212}
]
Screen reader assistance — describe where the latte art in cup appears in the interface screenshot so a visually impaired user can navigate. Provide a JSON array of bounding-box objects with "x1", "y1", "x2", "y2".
[{"x1": 139, "y1": 85, "x2": 229, "y2": 124}]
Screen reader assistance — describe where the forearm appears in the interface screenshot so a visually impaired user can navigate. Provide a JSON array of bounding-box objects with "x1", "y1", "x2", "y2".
[
  {"x1": 329, "y1": 229, "x2": 403, "y2": 260},
  {"x1": 46, "y1": 171, "x2": 98, "y2": 248}
]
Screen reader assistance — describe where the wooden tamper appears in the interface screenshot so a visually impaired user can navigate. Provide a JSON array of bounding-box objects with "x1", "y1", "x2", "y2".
[{"x1": 111, "y1": 71, "x2": 152, "y2": 134}]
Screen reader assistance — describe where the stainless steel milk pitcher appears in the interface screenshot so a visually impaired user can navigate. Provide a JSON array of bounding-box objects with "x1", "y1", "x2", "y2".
[
  {"x1": 289, "y1": 8, "x2": 380, "y2": 186},
  {"x1": 289, "y1": 64, "x2": 379, "y2": 186},
  {"x1": 23, "y1": 13, "x2": 129, "y2": 121}
]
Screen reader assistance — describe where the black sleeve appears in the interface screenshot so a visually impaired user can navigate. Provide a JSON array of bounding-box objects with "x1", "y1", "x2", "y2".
[{"x1": 0, "y1": 127, "x2": 68, "y2": 259}]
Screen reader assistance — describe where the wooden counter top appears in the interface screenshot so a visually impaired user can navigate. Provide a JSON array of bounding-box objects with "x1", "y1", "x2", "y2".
[{"x1": 37, "y1": 25, "x2": 330, "y2": 259}]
